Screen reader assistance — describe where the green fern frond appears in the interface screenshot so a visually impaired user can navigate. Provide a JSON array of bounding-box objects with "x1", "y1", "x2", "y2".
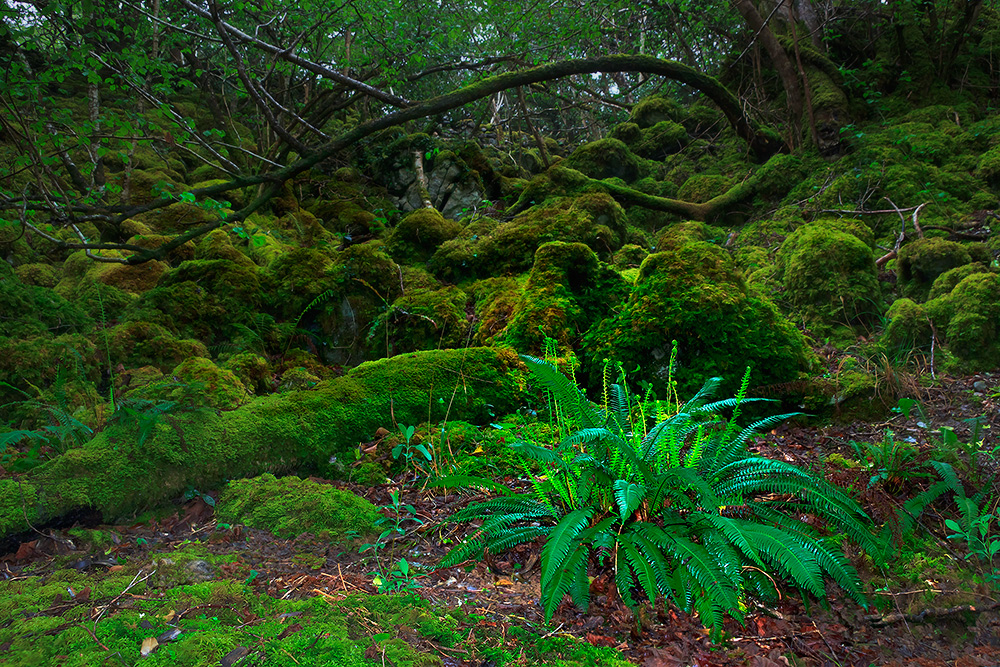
[
  {"x1": 743, "y1": 524, "x2": 825, "y2": 599},
  {"x1": 521, "y1": 355, "x2": 602, "y2": 429},
  {"x1": 541, "y1": 508, "x2": 594, "y2": 594},
  {"x1": 617, "y1": 533, "x2": 662, "y2": 604},
  {"x1": 542, "y1": 543, "x2": 589, "y2": 621},
  {"x1": 429, "y1": 475, "x2": 514, "y2": 496}
]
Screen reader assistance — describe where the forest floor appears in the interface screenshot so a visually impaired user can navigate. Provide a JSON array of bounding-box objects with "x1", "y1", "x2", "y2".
[{"x1": 3, "y1": 366, "x2": 1000, "y2": 666}]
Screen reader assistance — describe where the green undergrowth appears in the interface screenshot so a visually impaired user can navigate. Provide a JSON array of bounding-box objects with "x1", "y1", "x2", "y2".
[
  {"x1": 0, "y1": 347, "x2": 526, "y2": 540},
  {"x1": 0, "y1": 567, "x2": 630, "y2": 666}
]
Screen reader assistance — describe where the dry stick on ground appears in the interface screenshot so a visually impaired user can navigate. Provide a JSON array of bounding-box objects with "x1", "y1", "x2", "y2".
[{"x1": 876, "y1": 201, "x2": 928, "y2": 268}]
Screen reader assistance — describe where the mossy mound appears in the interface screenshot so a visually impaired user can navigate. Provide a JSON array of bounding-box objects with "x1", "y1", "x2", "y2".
[
  {"x1": 108, "y1": 321, "x2": 210, "y2": 372},
  {"x1": 0, "y1": 334, "x2": 102, "y2": 419},
  {"x1": 896, "y1": 237, "x2": 979, "y2": 302},
  {"x1": 676, "y1": 174, "x2": 734, "y2": 204},
  {"x1": 585, "y1": 241, "x2": 811, "y2": 397},
  {"x1": 776, "y1": 219, "x2": 879, "y2": 325},
  {"x1": 883, "y1": 272, "x2": 1000, "y2": 371},
  {"x1": 13, "y1": 263, "x2": 58, "y2": 288},
  {"x1": 130, "y1": 259, "x2": 262, "y2": 343},
  {"x1": 194, "y1": 228, "x2": 256, "y2": 267},
  {"x1": 563, "y1": 138, "x2": 640, "y2": 183},
  {"x1": 475, "y1": 192, "x2": 628, "y2": 274},
  {"x1": 0, "y1": 263, "x2": 91, "y2": 338},
  {"x1": 385, "y1": 208, "x2": 464, "y2": 263},
  {"x1": 629, "y1": 96, "x2": 684, "y2": 128},
  {"x1": 216, "y1": 473, "x2": 379, "y2": 539},
  {"x1": 0, "y1": 347, "x2": 526, "y2": 539},
  {"x1": 501, "y1": 242, "x2": 629, "y2": 354},
  {"x1": 633, "y1": 121, "x2": 689, "y2": 160},
  {"x1": 154, "y1": 357, "x2": 248, "y2": 410},
  {"x1": 374, "y1": 286, "x2": 471, "y2": 356}
]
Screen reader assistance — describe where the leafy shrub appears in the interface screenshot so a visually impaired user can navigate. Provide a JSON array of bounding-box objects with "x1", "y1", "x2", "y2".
[{"x1": 438, "y1": 354, "x2": 879, "y2": 634}]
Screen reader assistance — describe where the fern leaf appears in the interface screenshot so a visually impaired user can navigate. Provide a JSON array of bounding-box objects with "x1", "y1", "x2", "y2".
[
  {"x1": 429, "y1": 475, "x2": 514, "y2": 496},
  {"x1": 743, "y1": 524, "x2": 825, "y2": 599},
  {"x1": 613, "y1": 479, "x2": 646, "y2": 521},
  {"x1": 540, "y1": 508, "x2": 594, "y2": 594},
  {"x1": 542, "y1": 543, "x2": 589, "y2": 621}
]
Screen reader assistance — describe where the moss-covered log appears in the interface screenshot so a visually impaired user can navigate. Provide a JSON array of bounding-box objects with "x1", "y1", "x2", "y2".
[{"x1": 0, "y1": 347, "x2": 526, "y2": 541}]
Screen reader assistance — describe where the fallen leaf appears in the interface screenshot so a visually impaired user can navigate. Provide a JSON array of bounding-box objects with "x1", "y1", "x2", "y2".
[{"x1": 140, "y1": 637, "x2": 158, "y2": 657}]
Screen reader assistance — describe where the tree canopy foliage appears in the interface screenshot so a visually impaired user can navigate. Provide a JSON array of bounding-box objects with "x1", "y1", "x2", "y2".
[{"x1": 0, "y1": 0, "x2": 995, "y2": 261}]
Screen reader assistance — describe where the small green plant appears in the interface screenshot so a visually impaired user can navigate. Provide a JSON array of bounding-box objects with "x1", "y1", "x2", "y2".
[
  {"x1": 438, "y1": 350, "x2": 880, "y2": 635},
  {"x1": 945, "y1": 496, "x2": 1000, "y2": 585},
  {"x1": 392, "y1": 423, "x2": 432, "y2": 482},
  {"x1": 850, "y1": 430, "x2": 922, "y2": 489},
  {"x1": 360, "y1": 489, "x2": 424, "y2": 593}
]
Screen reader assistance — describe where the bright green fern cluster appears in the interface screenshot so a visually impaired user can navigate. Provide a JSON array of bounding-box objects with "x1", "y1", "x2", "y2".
[{"x1": 437, "y1": 353, "x2": 881, "y2": 634}]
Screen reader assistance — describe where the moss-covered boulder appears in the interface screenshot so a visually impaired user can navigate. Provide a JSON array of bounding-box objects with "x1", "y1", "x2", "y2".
[
  {"x1": 883, "y1": 272, "x2": 1000, "y2": 372},
  {"x1": 108, "y1": 321, "x2": 210, "y2": 372},
  {"x1": 776, "y1": 219, "x2": 879, "y2": 324},
  {"x1": 676, "y1": 174, "x2": 734, "y2": 204},
  {"x1": 563, "y1": 138, "x2": 640, "y2": 183},
  {"x1": 585, "y1": 242, "x2": 811, "y2": 397},
  {"x1": 501, "y1": 242, "x2": 629, "y2": 354},
  {"x1": 216, "y1": 473, "x2": 379, "y2": 539},
  {"x1": 385, "y1": 208, "x2": 464, "y2": 263},
  {"x1": 374, "y1": 286, "x2": 471, "y2": 357},
  {"x1": 131, "y1": 259, "x2": 261, "y2": 343},
  {"x1": 155, "y1": 357, "x2": 248, "y2": 410},
  {"x1": 13, "y1": 263, "x2": 58, "y2": 288},
  {"x1": 475, "y1": 192, "x2": 628, "y2": 274},
  {"x1": 0, "y1": 263, "x2": 91, "y2": 338},
  {"x1": 633, "y1": 121, "x2": 689, "y2": 160},
  {"x1": 897, "y1": 237, "x2": 977, "y2": 301},
  {"x1": 0, "y1": 347, "x2": 526, "y2": 539},
  {"x1": 0, "y1": 334, "x2": 102, "y2": 421}
]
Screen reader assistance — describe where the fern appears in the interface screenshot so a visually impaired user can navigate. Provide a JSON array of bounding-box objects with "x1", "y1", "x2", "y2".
[{"x1": 440, "y1": 356, "x2": 882, "y2": 635}]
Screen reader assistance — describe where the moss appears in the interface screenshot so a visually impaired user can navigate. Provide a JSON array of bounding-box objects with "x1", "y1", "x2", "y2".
[
  {"x1": 654, "y1": 221, "x2": 727, "y2": 250},
  {"x1": 0, "y1": 268, "x2": 91, "y2": 338},
  {"x1": 609, "y1": 121, "x2": 641, "y2": 144},
  {"x1": 216, "y1": 473, "x2": 379, "y2": 539},
  {"x1": 882, "y1": 298, "x2": 933, "y2": 356},
  {"x1": 467, "y1": 276, "x2": 524, "y2": 345},
  {"x1": 776, "y1": 219, "x2": 880, "y2": 325},
  {"x1": 126, "y1": 234, "x2": 196, "y2": 264},
  {"x1": 385, "y1": 208, "x2": 464, "y2": 262},
  {"x1": 629, "y1": 96, "x2": 683, "y2": 128},
  {"x1": 633, "y1": 120, "x2": 689, "y2": 160},
  {"x1": 563, "y1": 138, "x2": 640, "y2": 183},
  {"x1": 676, "y1": 173, "x2": 734, "y2": 204},
  {"x1": 425, "y1": 216, "x2": 500, "y2": 282},
  {"x1": 928, "y1": 262, "x2": 993, "y2": 300},
  {"x1": 612, "y1": 244, "x2": 648, "y2": 269},
  {"x1": 476, "y1": 192, "x2": 628, "y2": 274},
  {"x1": 0, "y1": 334, "x2": 101, "y2": 416},
  {"x1": 95, "y1": 259, "x2": 170, "y2": 294},
  {"x1": 276, "y1": 366, "x2": 322, "y2": 392},
  {"x1": 373, "y1": 286, "x2": 471, "y2": 357},
  {"x1": 975, "y1": 146, "x2": 1000, "y2": 187},
  {"x1": 500, "y1": 242, "x2": 629, "y2": 354},
  {"x1": 134, "y1": 200, "x2": 215, "y2": 233},
  {"x1": 132, "y1": 259, "x2": 261, "y2": 343},
  {"x1": 897, "y1": 237, "x2": 974, "y2": 301},
  {"x1": 13, "y1": 263, "x2": 58, "y2": 288},
  {"x1": 193, "y1": 228, "x2": 256, "y2": 267},
  {"x1": 585, "y1": 241, "x2": 811, "y2": 397},
  {"x1": 151, "y1": 357, "x2": 248, "y2": 410},
  {"x1": 262, "y1": 247, "x2": 338, "y2": 319},
  {"x1": 0, "y1": 348, "x2": 525, "y2": 535},
  {"x1": 120, "y1": 169, "x2": 181, "y2": 206},
  {"x1": 108, "y1": 321, "x2": 209, "y2": 372},
  {"x1": 223, "y1": 352, "x2": 272, "y2": 394},
  {"x1": 190, "y1": 178, "x2": 245, "y2": 208}
]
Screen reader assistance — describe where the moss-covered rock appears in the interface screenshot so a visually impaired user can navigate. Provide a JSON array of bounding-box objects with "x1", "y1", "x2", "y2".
[
  {"x1": 776, "y1": 219, "x2": 879, "y2": 324},
  {"x1": 154, "y1": 357, "x2": 248, "y2": 410},
  {"x1": 928, "y1": 262, "x2": 993, "y2": 300},
  {"x1": 13, "y1": 263, "x2": 58, "y2": 288},
  {"x1": 676, "y1": 174, "x2": 734, "y2": 204},
  {"x1": 223, "y1": 352, "x2": 272, "y2": 394},
  {"x1": 500, "y1": 242, "x2": 629, "y2": 354},
  {"x1": 194, "y1": 228, "x2": 256, "y2": 267},
  {"x1": 373, "y1": 286, "x2": 471, "y2": 357},
  {"x1": 216, "y1": 473, "x2": 379, "y2": 539},
  {"x1": 563, "y1": 138, "x2": 640, "y2": 183},
  {"x1": 385, "y1": 208, "x2": 464, "y2": 262},
  {"x1": 629, "y1": 96, "x2": 684, "y2": 128},
  {"x1": 467, "y1": 276, "x2": 525, "y2": 345},
  {"x1": 0, "y1": 347, "x2": 526, "y2": 538},
  {"x1": 585, "y1": 242, "x2": 811, "y2": 397},
  {"x1": 0, "y1": 264, "x2": 91, "y2": 338},
  {"x1": 897, "y1": 237, "x2": 975, "y2": 301},
  {"x1": 0, "y1": 334, "x2": 102, "y2": 420},
  {"x1": 633, "y1": 121, "x2": 689, "y2": 160},
  {"x1": 108, "y1": 321, "x2": 210, "y2": 372},
  {"x1": 475, "y1": 192, "x2": 628, "y2": 274}
]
